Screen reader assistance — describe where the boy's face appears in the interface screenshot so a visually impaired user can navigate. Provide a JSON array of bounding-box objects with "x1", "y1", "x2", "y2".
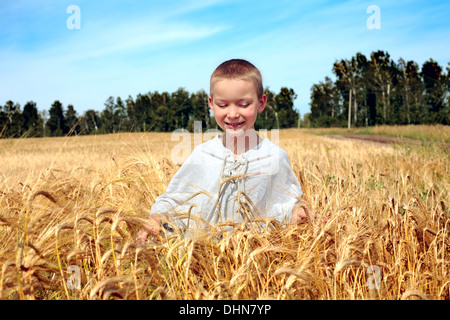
[{"x1": 208, "y1": 79, "x2": 266, "y2": 134}]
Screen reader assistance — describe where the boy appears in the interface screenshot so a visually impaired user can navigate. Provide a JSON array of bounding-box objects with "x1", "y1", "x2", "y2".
[{"x1": 136, "y1": 59, "x2": 313, "y2": 244}]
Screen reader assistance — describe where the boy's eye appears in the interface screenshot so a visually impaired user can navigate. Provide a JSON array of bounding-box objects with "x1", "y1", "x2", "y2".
[{"x1": 215, "y1": 102, "x2": 249, "y2": 107}]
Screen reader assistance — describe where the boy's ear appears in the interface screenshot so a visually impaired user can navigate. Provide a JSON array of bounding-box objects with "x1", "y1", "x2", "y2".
[
  {"x1": 208, "y1": 96, "x2": 214, "y2": 112},
  {"x1": 257, "y1": 94, "x2": 267, "y2": 113}
]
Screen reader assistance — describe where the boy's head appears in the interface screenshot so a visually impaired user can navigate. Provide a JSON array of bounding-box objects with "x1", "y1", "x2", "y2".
[
  {"x1": 208, "y1": 59, "x2": 267, "y2": 134},
  {"x1": 209, "y1": 59, "x2": 264, "y2": 99}
]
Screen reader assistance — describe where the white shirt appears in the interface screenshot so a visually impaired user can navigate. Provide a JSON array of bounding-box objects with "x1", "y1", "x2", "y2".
[{"x1": 150, "y1": 135, "x2": 303, "y2": 230}]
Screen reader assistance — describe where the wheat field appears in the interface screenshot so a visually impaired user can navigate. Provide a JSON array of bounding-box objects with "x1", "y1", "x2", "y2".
[{"x1": 0, "y1": 127, "x2": 448, "y2": 300}]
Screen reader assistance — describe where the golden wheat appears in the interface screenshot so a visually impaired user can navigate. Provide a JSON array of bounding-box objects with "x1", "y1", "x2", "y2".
[{"x1": 0, "y1": 127, "x2": 448, "y2": 300}]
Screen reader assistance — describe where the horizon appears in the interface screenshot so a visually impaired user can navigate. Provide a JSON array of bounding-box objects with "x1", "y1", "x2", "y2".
[{"x1": 1, "y1": 0, "x2": 449, "y2": 118}]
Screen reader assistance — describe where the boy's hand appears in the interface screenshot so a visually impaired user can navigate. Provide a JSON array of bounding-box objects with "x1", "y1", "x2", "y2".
[
  {"x1": 292, "y1": 203, "x2": 328, "y2": 225},
  {"x1": 292, "y1": 203, "x2": 311, "y2": 224},
  {"x1": 135, "y1": 214, "x2": 162, "y2": 245}
]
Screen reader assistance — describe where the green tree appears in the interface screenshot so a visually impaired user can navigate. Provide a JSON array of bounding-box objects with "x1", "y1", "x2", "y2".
[
  {"x1": 275, "y1": 87, "x2": 299, "y2": 128},
  {"x1": 171, "y1": 88, "x2": 192, "y2": 130},
  {"x1": 22, "y1": 101, "x2": 40, "y2": 137},
  {"x1": 368, "y1": 51, "x2": 397, "y2": 124},
  {"x1": 65, "y1": 104, "x2": 80, "y2": 135},
  {"x1": 310, "y1": 77, "x2": 342, "y2": 127},
  {"x1": 1, "y1": 101, "x2": 10, "y2": 137},
  {"x1": 0, "y1": 103, "x2": 6, "y2": 137},
  {"x1": 397, "y1": 59, "x2": 423, "y2": 124},
  {"x1": 354, "y1": 52, "x2": 375, "y2": 127},
  {"x1": 189, "y1": 90, "x2": 210, "y2": 131},
  {"x1": 47, "y1": 100, "x2": 65, "y2": 136},
  {"x1": 101, "y1": 96, "x2": 116, "y2": 134},
  {"x1": 115, "y1": 97, "x2": 127, "y2": 132},
  {"x1": 151, "y1": 91, "x2": 172, "y2": 131},
  {"x1": 81, "y1": 109, "x2": 100, "y2": 135},
  {"x1": 133, "y1": 93, "x2": 152, "y2": 132},
  {"x1": 309, "y1": 50, "x2": 449, "y2": 127},
  {"x1": 445, "y1": 63, "x2": 450, "y2": 124},
  {"x1": 39, "y1": 110, "x2": 50, "y2": 137},
  {"x1": 420, "y1": 59, "x2": 447, "y2": 123},
  {"x1": 1, "y1": 101, "x2": 23, "y2": 137},
  {"x1": 333, "y1": 57, "x2": 361, "y2": 128},
  {"x1": 125, "y1": 95, "x2": 136, "y2": 131}
]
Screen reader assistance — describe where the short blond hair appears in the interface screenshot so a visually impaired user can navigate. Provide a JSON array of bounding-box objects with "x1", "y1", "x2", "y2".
[{"x1": 210, "y1": 59, "x2": 264, "y2": 98}]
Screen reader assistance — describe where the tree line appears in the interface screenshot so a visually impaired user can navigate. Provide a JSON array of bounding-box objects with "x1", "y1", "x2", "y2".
[
  {"x1": 307, "y1": 50, "x2": 449, "y2": 128},
  {"x1": 2, "y1": 49, "x2": 448, "y2": 138},
  {"x1": 0, "y1": 87, "x2": 299, "y2": 138}
]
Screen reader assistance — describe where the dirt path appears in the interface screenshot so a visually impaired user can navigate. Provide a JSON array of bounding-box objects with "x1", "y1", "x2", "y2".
[
  {"x1": 324, "y1": 134, "x2": 450, "y2": 151},
  {"x1": 324, "y1": 134, "x2": 417, "y2": 145}
]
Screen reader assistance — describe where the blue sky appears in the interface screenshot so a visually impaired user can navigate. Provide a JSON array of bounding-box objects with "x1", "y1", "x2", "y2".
[{"x1": 1, "y1": 0, "x2": 449, "y2": 117}]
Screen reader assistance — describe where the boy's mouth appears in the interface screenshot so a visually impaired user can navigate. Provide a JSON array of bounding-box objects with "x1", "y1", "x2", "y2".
[{"x1": 225, "y1": 121, "x2": 245, "y2": 129}]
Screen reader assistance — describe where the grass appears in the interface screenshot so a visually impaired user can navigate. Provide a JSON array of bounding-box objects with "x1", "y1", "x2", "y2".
[{"x1": 0, "y1": 125, "x2": 448, "y2": 300}]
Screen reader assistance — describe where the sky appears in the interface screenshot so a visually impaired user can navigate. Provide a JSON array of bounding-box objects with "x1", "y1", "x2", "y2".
[{"x1": 1, "y1": 0, "x2": 449, "y2": 118}]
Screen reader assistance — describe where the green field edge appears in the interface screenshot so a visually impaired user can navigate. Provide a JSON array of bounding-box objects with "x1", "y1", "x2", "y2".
[{"x1": 300, "y1": 124, "x2": 450, "y2": 144}]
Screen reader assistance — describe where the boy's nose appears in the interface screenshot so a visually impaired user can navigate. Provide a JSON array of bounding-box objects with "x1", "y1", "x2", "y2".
[{"x1": 227, "y1": 106, "x2": 240, "y2": 118}]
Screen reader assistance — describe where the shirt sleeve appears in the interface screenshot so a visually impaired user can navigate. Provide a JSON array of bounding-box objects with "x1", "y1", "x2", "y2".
[
  {"x1": 149, "y1": 145, "x2": 206, "y2": 216},
  {"x1": 149, "y1": 141, "x2": 222, "y2": 229},
  {"x1": 264, "y1": 148, "x2": 303, "y2": 224}
]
